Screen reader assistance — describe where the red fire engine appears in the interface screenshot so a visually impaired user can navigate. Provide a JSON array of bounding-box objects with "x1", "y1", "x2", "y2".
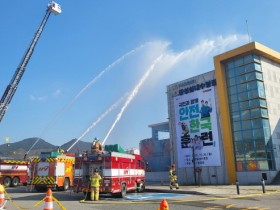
[
  {"x1": 73, "y1": 144, "x2": 146, "y2": 198},
  {"x1": 0, "y1": 158, "x2": 29, "y2": 187},
  {"x1": 28, "y1": 151, "x2": 75, "y2": 191}
]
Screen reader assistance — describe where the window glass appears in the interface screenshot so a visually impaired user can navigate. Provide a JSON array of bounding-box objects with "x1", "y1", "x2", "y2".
[
  {"x1": 254, "y1": 63, "x2": 262, "y2": 71},
  {"x1": 243, "y1": 130, "x2": 253, "y2": 141},
  {"x1": 244, "y1": 140, "x2": 254, "y2": 150},
  {"x1": 233, "y1": 131, "x2": 242, "y2": 141},
  {"x1": 257, "y1": 161, "x2": 269, "y2": 170},
  {"x1": 239, "y1": 92, "x2": 248, "y2": 101},
  {"x1": 262, "y1": 119, "x2": 269, "y2": 128},
  {"x1": 258, "y1": 89, "x2": 266, "y2": 98},
  {"x1": 261, "y1": 108, "x2": 268, "y2": 117},
  {"x1": 233, "y1": 121, "x2": 241, "y2": 131},
  {"x1": 242, "y1": 120, "x2": 252, "y2": 130},
  {"x1": 255, "y1": 139, "x2": 265, "y2": 149},
  {"x1": 247, "y1": 81, "x2": 258, "y2": 90},
  {"x1": 244, "y1": 54, "x2": 254, "y2": 64},
  {"x1": 251, "y1": 108, "x2": 261, "y2": 118},
  {"x1": 267, "y1": 159, "x2": 274, "y2": 171},
  {"x1": 240, "y1": 101, "x2": 249, "y2": 110},
  {"x1": 248, "y1": 89, "x2": 259, "y2": 99},
  {"x1": 235, "y1": 58, "x2": 243, "y2": 67},
  {"x1": 244, "y1": 63, "x2": 255, "y2": 72},
  {"x1": 236, "y1": 66, "x2": 245, "y2": 75},
  {"x1": 226, "y1": 68, "x2": 235, "y2": 78},
  {"x1": 226, "y1": 61, "x2": 234, "y2": 69},
  {"x1": 237, "y1": 83, "x2": 247, "y2": 93},
  {"x1": 246, "y1": 72, "x2": 256, "y2": 81},
  {"x1": 253, "y1": 54, "x2": 261, "y2": 63},
  {"x1": 253, "y1": 128, "x2": 264, "y2": 139},
  {"x1": 228, "y1": 77, "x2": 236, "y2": 86},
  {"x1": 257, "y1": 81, "x2": 265, "y2": 90},
  {"x1": 228, "y1": 86, "x2": 237, "y2": 95},
  {"x1": 253, "y1": 152, "x2": 267, "y2": 159},
  {"x1": 234, "y1": 141, "x2": 244, "y2": 151},
  {"x1": 237, "y1": 74, "x2": 246, "y2": 83},
  {"x1": 241, "y1": 110, "x2": 250, "y2": 120},
  {"x1": 266, "y1": 150, "x2": 273, "y2": 160},
  {"x1": 230, "y1": 102, "x2": 239, "y2": 112},
  {"x1": 230, "y1": 94, "x2": 238, "y2": 103},
  {"x1": 232, "y1": 111, "x2": 241, "y2": 121},
  {"x1": 265, "y1": 137, "x2": 270, "y2": 144},
  {"x1": 252, "y1": 119, "x2": 262, "y2": 129},
  {"x1": 256, "y1": 72, "x2": 263, "y2": 80},
  {"x1": 264, "y1": 128, "x2": 271, "y2": 139},
  {"x1": 259, "y1": 99, "x2": 267, "y2": 107},
  {"x1": 249, "y1": 99, "x2": 259, "y2": 108}
]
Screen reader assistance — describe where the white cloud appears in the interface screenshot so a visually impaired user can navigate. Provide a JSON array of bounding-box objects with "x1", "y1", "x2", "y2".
[
  {"x1": 29, "y1": 94, "x2": 47, "y2": 101},
  {"x1": 53, "y1": 89, "x2": 61, "y2": 97}
]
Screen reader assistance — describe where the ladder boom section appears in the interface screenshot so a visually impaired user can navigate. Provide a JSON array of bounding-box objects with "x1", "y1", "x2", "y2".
[{"x1": 0, "y1": 2, "x2": 61, "y2": 123}]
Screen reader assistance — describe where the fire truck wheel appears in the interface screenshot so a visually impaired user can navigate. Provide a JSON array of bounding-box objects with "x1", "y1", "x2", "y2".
[
  {"x1": 11, "y1": 177, "x2": 20, "y2": 187},
  {"x1": 62, "y1": 178, "x2": 70, "y2": 191},
  {"x1": 136, "y1": 181, "x2": 145, "y2": 193},
  {"x1": 120, "y1": 183, "x2": 127, "y2": 198},
  {"x1": 3, "y1": 177, "x2": 11, "y2": 187}
]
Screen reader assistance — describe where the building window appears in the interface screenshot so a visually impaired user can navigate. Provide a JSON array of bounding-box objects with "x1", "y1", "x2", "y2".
[{"x1": 225, "y1": 53, "x2": 275, "y2": 171}]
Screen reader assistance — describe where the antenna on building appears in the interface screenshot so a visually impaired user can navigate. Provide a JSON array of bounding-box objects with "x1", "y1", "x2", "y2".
[{"x1": 246, "y1": 19, "x2": 251, "y2": 43}]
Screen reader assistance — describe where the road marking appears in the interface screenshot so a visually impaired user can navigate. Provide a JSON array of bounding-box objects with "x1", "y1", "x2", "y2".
[{"x1": 125, "y1": 193, "x2": 186, "y2": 200}]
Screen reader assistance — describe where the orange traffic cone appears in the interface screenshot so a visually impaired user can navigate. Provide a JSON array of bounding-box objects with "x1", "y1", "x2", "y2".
[
  {"x1": 43, "y1": 188, "x2": 53, "y2": 210},
  {"x1": 0, "y1": 184, "x2": 7, "y2": 209},
  {"x1": 157, "y1": 199, "x2": 169, "y2": 210}
]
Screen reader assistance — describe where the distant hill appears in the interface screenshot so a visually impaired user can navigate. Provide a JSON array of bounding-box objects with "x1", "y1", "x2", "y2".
[
  {"x1": 60, "y1": 139, "x2": 92, "y2": 153},
  {"x1": 0, "y1": 137, "x2": 92, "y2": 159}
]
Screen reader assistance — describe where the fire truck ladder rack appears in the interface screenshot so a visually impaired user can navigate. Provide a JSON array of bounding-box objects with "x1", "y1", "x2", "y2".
[
  {"x1": 27, "y1": 161, "x2": 37, "y2": 192},
  {"x1": 71, "y1": 156, "x2": 84, "y2": 195},
  {"x1": 0, "y1": 1, "x2": 61, "y2": 123}
]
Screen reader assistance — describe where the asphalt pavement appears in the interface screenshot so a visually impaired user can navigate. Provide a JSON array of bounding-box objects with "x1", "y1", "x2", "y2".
[{"x1": 145, "y1": 183, "x2": 280, "y2": 197}]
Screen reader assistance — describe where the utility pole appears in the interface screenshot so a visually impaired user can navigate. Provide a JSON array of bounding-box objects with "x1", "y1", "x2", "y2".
[{"x1": 192, "y1": 146, "x2": 197, "y2": 185}]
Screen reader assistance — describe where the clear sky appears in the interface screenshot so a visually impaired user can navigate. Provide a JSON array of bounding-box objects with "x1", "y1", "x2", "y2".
[{"x1": 1, "y1": 0, "x2": 280, "y2": 150}]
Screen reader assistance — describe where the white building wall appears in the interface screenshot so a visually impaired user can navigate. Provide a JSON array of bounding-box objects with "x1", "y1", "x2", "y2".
[
  {"x1": 167, "y1": 70, "x2": 229, "y2": 185},
  {"x1": 261, "y1": 57, "x2": 280, "y2": 171}
]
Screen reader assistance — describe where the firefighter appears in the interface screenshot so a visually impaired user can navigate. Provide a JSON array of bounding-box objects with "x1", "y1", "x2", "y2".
[
  {"x1": 89, "y1": 168, "x2": 102, "y2": 201},
  {"x1": 169, "y1": 164, "x2": 179, "y2": 190},
  {"x1": 57, "y1": 146, "x2": 64, "y2": 154},
  {"x1": 91, "y1": 137, "x2": 103, "y2": 154}
]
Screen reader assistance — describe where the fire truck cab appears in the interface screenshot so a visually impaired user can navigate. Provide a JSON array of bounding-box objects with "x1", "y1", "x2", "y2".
[
  {"x1": 73, "y1": 144, "x2": 145, "y2": 198},
  {"x1": 29, "y1": 151, "x2": 75, "y2": 191},
  {"x1": 0, "y1": 158, "x2": 29, "y2": 187}
]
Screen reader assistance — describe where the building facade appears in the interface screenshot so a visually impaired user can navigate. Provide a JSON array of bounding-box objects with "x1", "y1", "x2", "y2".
[{"x1": 167, "y1": 42, "x2": 280, "y2": 185}]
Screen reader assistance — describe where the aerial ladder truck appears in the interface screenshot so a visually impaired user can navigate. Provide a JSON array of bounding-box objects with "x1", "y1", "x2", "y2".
[{"x1": 0, "y1": 1, "x2": 61, "y2": 123}]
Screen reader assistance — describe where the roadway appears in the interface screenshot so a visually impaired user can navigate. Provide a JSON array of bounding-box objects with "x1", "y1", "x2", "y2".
[{"x1": 3, "y1": 184, "x2": 280, "y2": 209}]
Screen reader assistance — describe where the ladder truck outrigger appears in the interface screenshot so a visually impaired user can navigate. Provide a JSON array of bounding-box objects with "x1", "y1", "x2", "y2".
[{"x1": 0, "y1": 1, "x2": 61, "y2": 123}]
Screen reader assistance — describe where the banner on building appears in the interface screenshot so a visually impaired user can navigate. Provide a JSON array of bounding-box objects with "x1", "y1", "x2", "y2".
[{"x1": 174, "y1": 87, "x2": 221, "y2": 168}]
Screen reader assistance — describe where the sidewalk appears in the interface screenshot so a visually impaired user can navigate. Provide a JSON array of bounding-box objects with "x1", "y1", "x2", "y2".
[{"x1": 145, "y1": 184, "x2": 280, "y2": 196}]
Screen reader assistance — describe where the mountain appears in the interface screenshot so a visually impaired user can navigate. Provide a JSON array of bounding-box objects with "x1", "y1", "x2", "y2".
[
  {"x1": 60, "y1": 139, "x2": 92, "y2": 153},
  {"x1": 0, "y1": 137, "x2": 56, "y2": 159},
  {"x1": 0, "y1": 137, "x2": 92, "y2": 159}
]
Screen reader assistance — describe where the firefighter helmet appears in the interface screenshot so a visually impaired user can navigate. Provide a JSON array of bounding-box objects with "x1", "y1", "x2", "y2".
[
  {"x1": 171, "y1": 164, "x2": 175, "y2": 168},
  {"x1": 94, "y1": 168, "x2": 99, "y2": 173}
]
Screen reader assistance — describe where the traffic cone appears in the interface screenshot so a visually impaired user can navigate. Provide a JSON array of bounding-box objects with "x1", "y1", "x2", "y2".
[
  {"x1": 0, "y1": 184, "x2": 6, "y2": 209},
  {"x1": 43, "y1": 188, "x2": 53, "y2": 210},
  {"x1": 157, "y1": 199, "x2": 169, "y2": 210}
]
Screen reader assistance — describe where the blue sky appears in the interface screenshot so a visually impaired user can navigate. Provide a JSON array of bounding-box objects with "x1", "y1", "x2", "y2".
[{"x1": 1, "y1": 0, "x2": 280, "y2": 150}]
